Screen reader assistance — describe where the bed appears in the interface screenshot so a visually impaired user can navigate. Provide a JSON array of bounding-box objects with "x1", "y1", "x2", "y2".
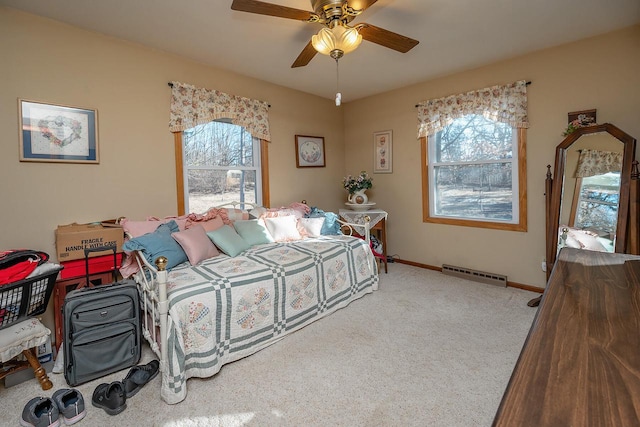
[{"x1": 124, "y1": 204, "x2": 379, "y2": 404}]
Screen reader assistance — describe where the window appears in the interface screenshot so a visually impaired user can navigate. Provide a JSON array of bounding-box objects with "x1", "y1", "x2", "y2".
[
  {"x1": 422, "y1": 114, "x2": 527, "y2": 231},
  {"x1": 174, "y1": 121, "x2": 269, "y2": 215},
  {"x1": 571, "y1": 172, "x2": 620, "y2": 235}
]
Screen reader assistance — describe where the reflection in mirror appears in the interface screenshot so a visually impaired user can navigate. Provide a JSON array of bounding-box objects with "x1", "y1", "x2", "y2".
[
  {"x1": 572, "y1": 172, "x2": 619, "y2": 240},
  {"x1": 559, "y1": 133, "x2": 624, "y2": 253},
  {"x1": 545, "y1": 123, "x2": 636, "y2": 279}
]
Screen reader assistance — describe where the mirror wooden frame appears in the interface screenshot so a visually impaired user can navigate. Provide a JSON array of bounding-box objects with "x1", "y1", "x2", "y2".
[{"x1": 545, "y1": 123, "x2": 637, "y2": 278}]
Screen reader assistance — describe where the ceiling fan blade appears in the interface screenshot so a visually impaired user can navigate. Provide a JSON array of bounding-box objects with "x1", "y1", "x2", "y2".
[
  {"x1": 347, "y1": 0, "x2": 379, "y2": 12},
  {"x1": 291, "y1": 41, "x2": 318, "y2": 68},
  {"x1": 358, "y1": 23, "x2": 419, "y2": 53},
  {"x1": 231, "y1": 0, "x2": 315, "y2": 21}
]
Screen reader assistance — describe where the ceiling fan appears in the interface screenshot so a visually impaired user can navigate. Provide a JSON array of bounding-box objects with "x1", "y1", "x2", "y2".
[{"x1": 230, "y1": 0, "x2": 419, "y2": 68}]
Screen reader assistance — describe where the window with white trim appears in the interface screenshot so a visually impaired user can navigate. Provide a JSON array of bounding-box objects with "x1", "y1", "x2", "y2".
[
  {"x1": 428, "y1": 114, "x2": 518, "y2": 222},
  {"x1": 418, "y1": 80, "x2": 528, "y2": 231}
]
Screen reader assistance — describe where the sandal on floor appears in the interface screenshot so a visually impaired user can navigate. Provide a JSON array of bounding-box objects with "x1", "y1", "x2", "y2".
[{"x1": 123, "y1": 360, "x2": 160, "y2": 398}]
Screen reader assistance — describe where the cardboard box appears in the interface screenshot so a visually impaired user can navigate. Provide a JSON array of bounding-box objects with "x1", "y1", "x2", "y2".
[
  {"x1": 59, "y1": 252, "x2": 123, "y2": 279},
  {"x1": 55, "y1": 223, "x2": 124, "y2": 262}
]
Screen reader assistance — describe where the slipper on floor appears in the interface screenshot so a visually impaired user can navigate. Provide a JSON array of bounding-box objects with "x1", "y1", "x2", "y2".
[{"x1": 123, "y1": 360, "x2": 160, "y2": 398}]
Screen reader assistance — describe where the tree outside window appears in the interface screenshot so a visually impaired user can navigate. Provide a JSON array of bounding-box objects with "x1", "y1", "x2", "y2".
[
  {"x1": 422, "y1": 114, "x2": 527, "y2": 231},
  {"x1": 572, "y1": 172, "x2": 620, "y2": 237},
  {"x1": 182, "y1": 121, "x2": 261, "y2": 213}
]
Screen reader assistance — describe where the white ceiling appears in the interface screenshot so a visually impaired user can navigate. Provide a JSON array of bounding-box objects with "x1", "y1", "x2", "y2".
[{"x1": 2, "y1": 0, "x2": 639, "y2": 102}]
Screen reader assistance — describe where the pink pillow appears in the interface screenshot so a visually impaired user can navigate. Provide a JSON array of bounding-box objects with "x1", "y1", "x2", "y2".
[
  {"x1": 122, "y1": 218, "x2": 188, "y2": 238},
  {"x1": 171, "y1": 224, "x2": 220, "y2": 265},
  {"x1": 199, "y1": 216, "x2": 225, "y2": 232},
  {"x1": 121, "y1": 219, "x2": 163, "y2": 238}
]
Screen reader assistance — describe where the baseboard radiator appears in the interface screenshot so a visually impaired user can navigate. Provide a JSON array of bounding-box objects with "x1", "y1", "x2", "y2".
[{"x1": 441, "y1": 264, "x2": 507, "y2": 287}]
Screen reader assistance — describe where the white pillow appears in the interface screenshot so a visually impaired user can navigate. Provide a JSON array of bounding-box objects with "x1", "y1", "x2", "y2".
[
  {"x1": 263, "y1": 216, "x2": 302, "y2": 242},
  {"x1": 298, "y1": 217, "x2": 325, "y2": 237}
]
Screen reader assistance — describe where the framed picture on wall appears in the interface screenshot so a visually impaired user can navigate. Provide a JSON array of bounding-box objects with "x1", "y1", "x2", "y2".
[
  {"x1": 295, "y1": 135, "x2": 325, "y2": 168},
  {"x1": 19, "y1": 99, "x2": 99, "y2": 164},
  {"x1": 373, "y1": 130, "x2": 392, "y2": 173},
  {"x1": 568, "y1": 109, "x2": 596, "y2": 126}
]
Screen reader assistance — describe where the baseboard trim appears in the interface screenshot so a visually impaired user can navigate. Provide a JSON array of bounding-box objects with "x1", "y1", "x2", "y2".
[
  {"x1": 396, "y1": 259, "x2": 441, "y2": 271},
  {"x1": 395, "y1": 259, "x2": 545, "y2": 294}
]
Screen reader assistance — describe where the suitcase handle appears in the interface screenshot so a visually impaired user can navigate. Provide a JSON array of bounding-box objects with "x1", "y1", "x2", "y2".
[{"x1": 84, "y1": 244, "x2": 118, "y2": 283}]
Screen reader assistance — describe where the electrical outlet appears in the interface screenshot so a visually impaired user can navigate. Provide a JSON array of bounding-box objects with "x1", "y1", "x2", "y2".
[{"x1": 541, "y1": 260, "x2": 547, "y2": 272}]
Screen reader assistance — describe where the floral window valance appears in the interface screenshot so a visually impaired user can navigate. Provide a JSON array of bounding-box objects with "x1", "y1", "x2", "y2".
[
  {"x1": 575, "y1": 149, "x2": 623, "y2": 177},
  {"x1": 416, "y1": 80, "x2": 529, "y2": 138},
  {"x1": 169, "y1": 81, "x2": 271, "y2": 141}
]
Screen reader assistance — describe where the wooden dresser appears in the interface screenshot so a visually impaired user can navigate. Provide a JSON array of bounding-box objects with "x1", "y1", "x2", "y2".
[{"x1": 493, "y1": 248, "x2": 640, "y2": 426}]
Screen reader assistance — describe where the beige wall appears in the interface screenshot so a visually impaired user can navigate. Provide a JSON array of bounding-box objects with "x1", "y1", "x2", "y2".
[
  {"x1": 1, "y1": 6, "x2": 639, "y2": 297},
  {"x1": 344, "y1": 25, "x2": 640, "y2": 288},
  {"x1": 0, "y1": 8, "x2": 347, "y2": 331},
  {"x1": 0, "y1": 7, "x2": 345, "y2": 255}
]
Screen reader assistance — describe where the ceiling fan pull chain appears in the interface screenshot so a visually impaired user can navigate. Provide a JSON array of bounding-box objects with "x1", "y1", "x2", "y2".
[{"x1": 335, "y1": 57, "x2": 342, "y2": 106}]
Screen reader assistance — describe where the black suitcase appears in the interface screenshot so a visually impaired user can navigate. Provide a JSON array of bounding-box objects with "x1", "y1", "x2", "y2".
[{"x1": 62, "y1": 245, "x2": 141, "y2": 387}]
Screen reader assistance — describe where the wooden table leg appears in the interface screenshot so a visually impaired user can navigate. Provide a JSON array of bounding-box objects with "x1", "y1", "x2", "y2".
[
  {"x1": 380, "y1": 219, "x2": 388, "y2": 273},
  {"x1": 23, "y1": 348, "x2": 53, "y2": 390}
]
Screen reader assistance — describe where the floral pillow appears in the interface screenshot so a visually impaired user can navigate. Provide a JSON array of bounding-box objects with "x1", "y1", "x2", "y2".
[
  {"x1": 263, "y1": 216, "x2": 302, "y2": 242},
  {"x1": 297, "y1": 217, "x2": 325, "y2": 238},
  {"x1": 260, "y1": 208, "x2": 301, "y2": 219}
]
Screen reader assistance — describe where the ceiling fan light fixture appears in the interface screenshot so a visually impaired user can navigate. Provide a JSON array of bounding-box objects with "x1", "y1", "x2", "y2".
[{"x1": 311, "y1": 24, "x2": 362, "y2": 56}]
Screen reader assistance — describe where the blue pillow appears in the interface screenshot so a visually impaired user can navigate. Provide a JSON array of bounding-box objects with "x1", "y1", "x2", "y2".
[
  {"x1": 207, "y1": 225, "x2": 251, "y2": 257},
  {"x1": 122, "y1": 220, "x2": 188, "y2": 270},
  {"x1": 307, "y1": 207, "x2": 342, "y2": 235}
]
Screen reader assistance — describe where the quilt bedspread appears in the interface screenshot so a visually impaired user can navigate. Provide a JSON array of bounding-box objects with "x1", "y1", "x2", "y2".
[{"x1": 161, "y1": 235, "x2": 379, "y2": 404}]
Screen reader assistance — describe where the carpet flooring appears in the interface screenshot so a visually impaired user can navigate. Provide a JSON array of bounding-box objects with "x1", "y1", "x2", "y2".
[{"x1": 0, "y1": 263, "x2": 538, "y2": 427}]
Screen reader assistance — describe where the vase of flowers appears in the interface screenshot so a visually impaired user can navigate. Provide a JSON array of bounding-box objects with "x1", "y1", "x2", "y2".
[
  {"x1": 348, "y1": 189, "x2": 369, "y2": 204},
  {"x1": 343, "y1": 171, "x2": 373, "y2": 204}
]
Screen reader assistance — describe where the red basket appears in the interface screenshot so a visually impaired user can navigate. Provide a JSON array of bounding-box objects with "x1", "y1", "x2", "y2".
[{"x1": 0, "y1": 266, "x2": 62, "y2": 330}]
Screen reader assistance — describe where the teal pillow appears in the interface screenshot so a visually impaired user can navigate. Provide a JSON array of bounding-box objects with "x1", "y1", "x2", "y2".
[
  {"x1": 207, "y1": 225, "x2": 251, "y2": 257},
  {"x1": 122, "y1": 220, "x2": 188, "y2": 270},
  {"x1": 233, "y1": 219, "x2": 274, "y2": 247}
]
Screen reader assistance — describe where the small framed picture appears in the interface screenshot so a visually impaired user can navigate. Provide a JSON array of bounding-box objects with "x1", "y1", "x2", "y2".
[
  {"x1": 373, "y1": 130, "x2": 392, "y2": 173},
  {"x1": 295, "y1": 135, "x2": 325, "y2": 168},
  {"x1": 19, "y1": 99, "x2": 99, "y2": 164},
  {"x1": 568, "y1": 109, "x2": 596, "y2": 126}
]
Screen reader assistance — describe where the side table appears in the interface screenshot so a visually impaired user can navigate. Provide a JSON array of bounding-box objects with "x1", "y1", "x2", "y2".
[
  {"x1": 53, "y1": 272, "x2": 114, "y2": 349},
  {"x1": 339, "y1": 209, "x2": 388, "y2": 273}
]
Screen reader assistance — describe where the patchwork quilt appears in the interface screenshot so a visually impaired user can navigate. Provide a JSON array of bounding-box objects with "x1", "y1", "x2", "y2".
[{"x1": 160, "y1": 235, "x2": 379, "y2": 404}]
